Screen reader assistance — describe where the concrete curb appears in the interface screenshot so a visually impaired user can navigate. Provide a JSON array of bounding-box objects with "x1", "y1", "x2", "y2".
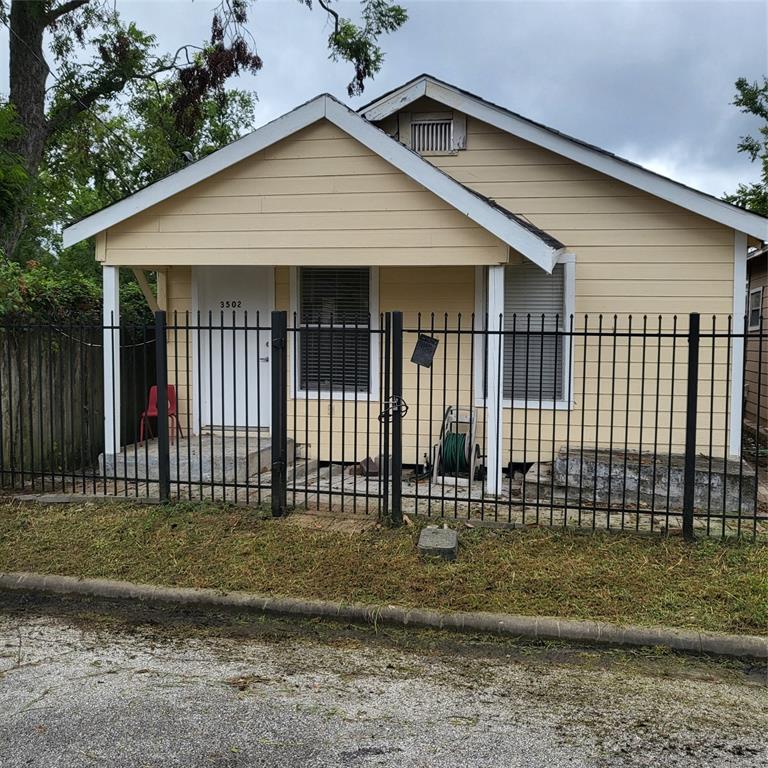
[{"x1": 1, "y1": 571, "x2": 766, "y2": 660}]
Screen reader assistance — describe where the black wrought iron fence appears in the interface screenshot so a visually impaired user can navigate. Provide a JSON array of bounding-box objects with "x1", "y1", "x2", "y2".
[
  {"x1": 396, "y1": 312, "x2": 762, "y2": 539},
  {"x1": 0, "y1": 310, "x2": 765, "y2": 539}
]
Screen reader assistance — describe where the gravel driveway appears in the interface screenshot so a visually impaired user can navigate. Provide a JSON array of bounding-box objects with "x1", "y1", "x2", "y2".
[{"x1": 0, "y1": 597, "x2": 765, "y2": 767}]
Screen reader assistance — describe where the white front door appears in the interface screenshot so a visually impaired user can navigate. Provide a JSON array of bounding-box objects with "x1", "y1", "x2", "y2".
[{"x1": 195, "y1": 266, "x2": 273, "y2": 430}]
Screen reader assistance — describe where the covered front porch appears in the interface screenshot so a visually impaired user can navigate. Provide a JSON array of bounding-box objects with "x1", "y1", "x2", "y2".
[{"x1": 101, "y1": 259, "x2": 552, "y2": 498}]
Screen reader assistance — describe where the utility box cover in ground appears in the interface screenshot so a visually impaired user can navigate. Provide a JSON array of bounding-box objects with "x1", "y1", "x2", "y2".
[{"x1": 418, "y1": 526, "x2": 458, "y2": 561}]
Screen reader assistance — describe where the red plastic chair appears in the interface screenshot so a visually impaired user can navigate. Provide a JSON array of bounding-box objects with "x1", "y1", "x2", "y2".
[{"x1": 139, "y1": 385, "x2": 183, "y2": 444}]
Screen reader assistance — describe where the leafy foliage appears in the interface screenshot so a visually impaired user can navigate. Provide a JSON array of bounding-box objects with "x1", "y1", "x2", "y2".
[
  {"x1": 314, "y1": 0, "x2": 409, "y2": 96},
  {"x1": 4, "y1": 77, "x2": 256, "y2": 323},
  {"x1": 724, "y1": 77, "x2": 768, "y2": 216},
  {"x1": 0, "y1": 260, "x2": 149, "y2": 325},
  {"x1": 17, "y1": 79, "x2": 257, "y2": 266},
  {"x1": 0, "y1": 0, "x2": 407, "y2": 321}
]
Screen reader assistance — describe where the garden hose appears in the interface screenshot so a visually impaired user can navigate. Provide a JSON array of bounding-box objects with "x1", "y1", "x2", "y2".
[{"x1": 441, "y1": 431, "x2": 469, "y2": 475}]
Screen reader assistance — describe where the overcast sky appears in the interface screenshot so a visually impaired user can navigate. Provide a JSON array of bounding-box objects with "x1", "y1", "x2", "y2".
[{"x1": 1, "y1": 0, "x2": 766, "y2": 197}]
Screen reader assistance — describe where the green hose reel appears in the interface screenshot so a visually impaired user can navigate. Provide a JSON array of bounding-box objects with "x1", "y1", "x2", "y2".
[
  {"x1": 430, "y1": 406, "x2": 480, "y2": 483},
  {"x1": 440, "y1": 431, "x2": 470, "y2": 475}
]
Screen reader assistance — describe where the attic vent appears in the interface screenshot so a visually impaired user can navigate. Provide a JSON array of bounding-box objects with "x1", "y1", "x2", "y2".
[{"x1": 411, "y1": 119, "x2": 453, "y2": 153}]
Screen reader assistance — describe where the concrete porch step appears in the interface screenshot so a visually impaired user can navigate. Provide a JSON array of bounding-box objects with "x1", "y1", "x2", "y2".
[{"x1": 100, "y1": 434, "x2": 294, "y2": 484}]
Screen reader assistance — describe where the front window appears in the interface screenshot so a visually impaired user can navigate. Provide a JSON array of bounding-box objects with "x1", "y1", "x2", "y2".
[
  {"x1": 298, "y1": 267, "x2": 371, "y2": 392},
  {"x1": 480, "y1": 262, "x2": 567, "y2": 402},
  {"x1": 503, "y1": 261, "x2": 566, "y2": 401}
]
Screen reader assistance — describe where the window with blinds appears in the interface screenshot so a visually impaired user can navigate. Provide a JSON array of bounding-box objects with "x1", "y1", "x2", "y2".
[
  {"x1": 411, "y1": 119, "x2": 453, "y2": 153},
  {"x1": 502, "y1": 262, "x2": 565, "y2": 401},
  {"x1": 298, "y1": 267, "x2": 371, "y2": 392}
]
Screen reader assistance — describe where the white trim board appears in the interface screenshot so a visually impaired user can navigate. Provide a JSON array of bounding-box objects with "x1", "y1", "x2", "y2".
[
  {"x1": 729, "y1": 231, "x2": 748, "y2": 458},
  {"x1": 63, "y1": 95, "x2": 563, "y2": 272},
  {"x1": 360, "y1": 76, "x2": 768, "y2": 241},
  {"x1": 472, "y1": 252, "x2": 576, "y2": 410}
]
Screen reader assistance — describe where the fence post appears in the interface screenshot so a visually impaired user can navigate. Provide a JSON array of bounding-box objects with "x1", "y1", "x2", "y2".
[
  {"x1": 682, "y1": 312, "x2": 700, "y2": 542},
  {"x1": 154, "y1": 310, "x2": 171, "y2": 502},
  {"x1": 381, "y1": 313, "x2": 391, "y2": 517},
  {"x1": 271, "y1": 310, "x2": 288, "y2": 517},
  {"x1": 390, "y1": 311, "x2": 404, "y2": 526}
]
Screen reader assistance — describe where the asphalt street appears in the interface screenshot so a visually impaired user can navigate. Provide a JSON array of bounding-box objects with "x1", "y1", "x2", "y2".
[{"x1": 0, "y1": 600, "x2": 765, "y2": 767}]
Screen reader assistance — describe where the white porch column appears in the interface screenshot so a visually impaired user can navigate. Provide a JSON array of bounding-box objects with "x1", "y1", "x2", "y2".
[
  {"x1": 729, "y1": 231, "x2": 748, "y2": 458},
  {"x1": 103, "y1": 266, "x2": 121, "y2": 456},
  {"x1": 485, "y1": 265, "x2": 505, "y2": 495}
]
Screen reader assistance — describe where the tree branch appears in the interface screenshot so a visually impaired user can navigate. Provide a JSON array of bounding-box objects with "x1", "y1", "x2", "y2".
[
  {"x1": 46, "y1": 0, "x2": 91, "y2": 23},
  {"x1": 47, "y1": 67, "x2": 168, "y2": 137},
  {"x1": 316, "y1": 0, "x2": 340, "y2": 35},
  {"x1": 45, "y1": 45, "x2": 202, "y2": 137}
]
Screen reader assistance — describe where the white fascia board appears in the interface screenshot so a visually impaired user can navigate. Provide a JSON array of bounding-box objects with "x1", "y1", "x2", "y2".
[
  {"x1": 62, "y1": 97, "x2": 327, "y2": 248},
  {"x1": 359, "y1": 79, "x2": 425, "y2": 121},
  {"x1": 362, "y1": 77, "x2": 768, "y2": 240},
  {"x1": 326, "y1": 98, "x2": 559, "y2": 272},
  {"x1": 360, "y1": 79, "x2": 427, "y2": 122}
]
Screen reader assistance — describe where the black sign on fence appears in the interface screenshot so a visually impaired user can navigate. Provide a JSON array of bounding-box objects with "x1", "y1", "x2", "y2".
[{"x1": 410, "y1": 334, "x2": 439, "y2": 367}]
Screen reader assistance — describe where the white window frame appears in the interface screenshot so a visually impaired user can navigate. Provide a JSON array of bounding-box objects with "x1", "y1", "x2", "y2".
[
  {"x1": 748, "y1": 286, "x2": 763, "y2": 332},
  {"x1": 289, "y1": 266, "x2": 380, "y2": 400},
  {"x1": 473, "y1": 254, "x2": 576, "y2": 410}
]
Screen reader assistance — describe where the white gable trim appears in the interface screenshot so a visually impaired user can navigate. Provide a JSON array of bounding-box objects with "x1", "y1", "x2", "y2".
[
  {"x1": 363, "y1": 79, "x2": 427, "y2": 122},
  {"x1": 360, "y1": 77, "x2": 768, "y2": 241},
  {"x1": 63, "y1": 95, "x2": 563, "y2": 272}
]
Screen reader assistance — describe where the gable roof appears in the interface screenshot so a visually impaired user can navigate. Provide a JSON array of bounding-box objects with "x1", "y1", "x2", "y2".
[
  {"x1": 359, "y1": 74, "x2": 768, "y2": 241},
  {"x1": 63, "y1": 94, "x2": 565, "y2": 272}
]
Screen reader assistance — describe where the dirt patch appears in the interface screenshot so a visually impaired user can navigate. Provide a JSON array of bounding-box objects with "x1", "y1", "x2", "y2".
[{"x1": 282, "y1": 510, "x2": 377, "y2": 534}]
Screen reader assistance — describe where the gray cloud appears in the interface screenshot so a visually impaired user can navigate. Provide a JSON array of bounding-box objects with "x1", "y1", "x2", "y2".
[{"x1": 1, "y1": 0, "x2": 766, "y2": 196}]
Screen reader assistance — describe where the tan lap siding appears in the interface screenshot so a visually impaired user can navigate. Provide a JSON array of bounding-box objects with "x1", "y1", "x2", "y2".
[
  {"x1": 167, "y1": 263, "x2": 732, "y2": 465},
  {"x1": 165, "y1": 266, "x2": 192, "y2": 434},
  {"x1": 427, "y1": 114, "x2": 734, "y2": 314},
  {"x1": 138, "y1": 110, "x2": 738, "y2": 464},
  {"x1": 103, "y1": 119, "x2": 506, "y2": 267},
  {"x1": 424, "y1": 114, "x2": 735, "y2": 459},
  {"x1": 283, "y1": 266, "x2": 478, "y2": 464}
]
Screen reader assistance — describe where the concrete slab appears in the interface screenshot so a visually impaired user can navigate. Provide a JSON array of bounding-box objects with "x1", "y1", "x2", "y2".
[
  {"x1": 99, "y1": 434, "x2": 293, "y2": 484},
  {"x1": 531, "y1": 447, "x2": 757, "y2": 514},
  {"x1": 418, "y1": 525, "x2": 458, "y2": 560}
]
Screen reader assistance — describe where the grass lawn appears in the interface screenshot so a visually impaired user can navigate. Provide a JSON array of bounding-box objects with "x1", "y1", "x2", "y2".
[{"x1": 0, "y1": 500, "x2": 765, "y2": 636}]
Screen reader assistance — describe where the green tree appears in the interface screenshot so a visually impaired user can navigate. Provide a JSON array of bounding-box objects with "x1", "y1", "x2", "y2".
[
  {"x1": 15, "y1": 79, "x2": 257, "y2": 271},
  {"x1": 725, "y1": 77, "x2": 768, "y2": 217},
  {"x1": 5, "y1": 78, "x2": 258, "y2": 323},
  {"x1": 0, "y1": 0, "x2": 408, "y2": 259}
]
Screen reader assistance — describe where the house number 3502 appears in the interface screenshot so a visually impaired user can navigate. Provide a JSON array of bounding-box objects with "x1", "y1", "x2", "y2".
[{"x1": 219, "y1": 300, "x2": 242, "y2": 308}]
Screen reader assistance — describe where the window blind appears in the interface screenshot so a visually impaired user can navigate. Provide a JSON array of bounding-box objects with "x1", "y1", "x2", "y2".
[
  {"x1": 298, "y1": 267, "x2": 371, "y2": 392},
  {"x1": 502, "y1": 261, "x2": 565, "y2": 401}
]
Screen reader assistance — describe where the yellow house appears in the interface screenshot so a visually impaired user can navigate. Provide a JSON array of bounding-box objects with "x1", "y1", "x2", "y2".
[{"x1": 63, "y1": 75, "x2": 768, "y2": 502}]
